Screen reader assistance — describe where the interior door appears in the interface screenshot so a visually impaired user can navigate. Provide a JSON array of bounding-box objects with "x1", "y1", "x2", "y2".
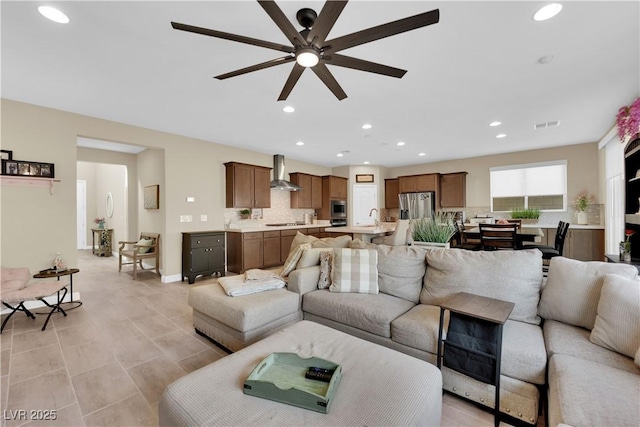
[{"x1": 353, "y1": 184, "x2": 378, "y2": 226}]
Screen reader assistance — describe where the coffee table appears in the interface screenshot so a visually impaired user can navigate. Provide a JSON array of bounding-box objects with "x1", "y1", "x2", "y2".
[{"x1": 159, "y1": 321, "x2": 443, "y2": 426}]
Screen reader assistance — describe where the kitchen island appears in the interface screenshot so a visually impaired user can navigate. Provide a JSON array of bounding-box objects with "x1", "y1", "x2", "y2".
[{"x1": 322, "y1": 222, "x2": 397, "y2": 243}]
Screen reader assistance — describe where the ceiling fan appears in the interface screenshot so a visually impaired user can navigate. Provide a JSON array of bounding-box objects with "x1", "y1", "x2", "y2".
[{"x1": 171, "y1": 1, "x2": 439, "y2": 101}]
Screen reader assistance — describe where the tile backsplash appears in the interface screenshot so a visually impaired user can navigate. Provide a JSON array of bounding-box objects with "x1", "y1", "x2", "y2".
[{"x1": 225, "y1": 189, "x2": 315, "y2": 228}]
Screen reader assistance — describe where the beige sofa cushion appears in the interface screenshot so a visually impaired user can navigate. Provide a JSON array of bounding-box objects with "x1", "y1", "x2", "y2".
[
  {"x1": 296, "y1": 248, "x2": 331, "y2": 269},
  {"x1": 289, "y1": 231, "x2": 317, "y2": 252},
  {"x1": 280, "y1": 242, "x2": 311, "y2": 277},
  {"x1": 311, "y1": 234, "x2": 352, "y2": 249},
  {"x1": 376, "y1": 245, "x2": 426, "y2": 303},
  {"x1": 539, "y1": 257, "x2": 638, "y2": 330},
  {"x1": 421, "y1": 249, "x2": 543, "y2": 325},
  {"x1": 590, "y1": 274, "x2": 640, "y2": 358}
]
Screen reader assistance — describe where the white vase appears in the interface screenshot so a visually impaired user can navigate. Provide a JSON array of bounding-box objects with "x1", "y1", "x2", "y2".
[
  {"x1": 411, "y1": 241, "x2": 450, "y2": 249},
  {"x1": 577, "y1": 211, "x2": 588, "y2": 225}
]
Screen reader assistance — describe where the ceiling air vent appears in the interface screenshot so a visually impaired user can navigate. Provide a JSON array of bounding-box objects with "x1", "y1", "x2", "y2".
[{"x1": 534, "y1": 120, "x2": 560, "y2": 131}]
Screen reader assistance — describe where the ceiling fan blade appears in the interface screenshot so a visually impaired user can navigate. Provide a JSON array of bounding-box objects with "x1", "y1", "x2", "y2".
[
  {"x1": 311, "y1": 63, "x2": 347, "y2": 100},
  {"x1": 278, "y1": 64, "x2": 305, "y2": 101},
  {"x1": 171, "y1": 22, "x2": 293, "y2": 53},
  {"x1": 306, "y1": 1, "x2": 348, "y2": 46},
  {"x1": 215, "y1": 56, "x2": 295, "y2": 80},
  {"x1": 323, "y1": 9, "x2": 439, "y2": 53},
  {"x1": 257, "y1": 0, "x2": 307, "y2": 47},
  {"x1": 324, "y1": 53, "x2": 406, "y2": 78}
]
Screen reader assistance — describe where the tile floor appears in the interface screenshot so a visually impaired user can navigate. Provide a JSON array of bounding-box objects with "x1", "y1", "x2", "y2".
[
  {"x1": 1, "y1": 250, "x2": 541, "y2": 427},
  {"x1": 1, "y1": 250, "x2": 226, "y2": 427}
]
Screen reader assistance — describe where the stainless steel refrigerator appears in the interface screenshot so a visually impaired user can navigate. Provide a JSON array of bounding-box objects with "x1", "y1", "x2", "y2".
[{"x1": 399, "y1": 192, "x2": 435, "y2": 219}]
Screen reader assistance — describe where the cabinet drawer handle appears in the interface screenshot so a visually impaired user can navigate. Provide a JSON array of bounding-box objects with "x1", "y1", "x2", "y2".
[{"x1": 197, "y1": 240, "x2": 201, "y2": 244}]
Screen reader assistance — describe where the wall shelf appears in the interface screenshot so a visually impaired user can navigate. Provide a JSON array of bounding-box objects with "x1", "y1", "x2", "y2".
[{"x1": 1, "y1": 176, "x2": 60, "y2": 195}]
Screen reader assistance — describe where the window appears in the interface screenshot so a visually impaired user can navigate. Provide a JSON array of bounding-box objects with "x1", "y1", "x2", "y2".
[{"x1": 490, "y1": 160, "x2": 567, "y2": 212}]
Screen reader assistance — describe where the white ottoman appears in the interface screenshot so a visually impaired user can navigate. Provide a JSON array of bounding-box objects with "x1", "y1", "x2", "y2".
[
  {"x1": 189, "y1": 281, "x2": 302, "y2": 352},
  {"x1": 159, "y1": 321, "x2": 443, "y2": 426}
]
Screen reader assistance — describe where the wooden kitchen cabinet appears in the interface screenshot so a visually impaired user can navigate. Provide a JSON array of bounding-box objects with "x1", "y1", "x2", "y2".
[
  {"x1": 439, "y1": 172, "x2": 467, "y2": 208},
  {"x1": 182, "y1": 231, "x2": 225, "y2": 284},
  {"x1": 290, "y1": 173, "x2": 323, "y2": 209},
  {"x1": 280, "y1": 229, "x2": 297, "y2": 263},
  {"x1": 385, "y1": 178, "x2": 399, "y2": 209},
  {"x1": 225, "y1": 162, "x2": 272, "y2": 208},
  {"x1": 227, "y1": 231, "x2": 264, "y2": 273},
  {"x1": 398, "y1": 173, "x2": 439, "y2": 193},
  {"x1": 263, "y1": 230, "x2": 281, "y2": 268},
  {"x1": 565, "y1": 228, "x2": 605, "y2": 261},
  {"x1": 324, "y1": 175, "x2": 348, "y2": 199}
]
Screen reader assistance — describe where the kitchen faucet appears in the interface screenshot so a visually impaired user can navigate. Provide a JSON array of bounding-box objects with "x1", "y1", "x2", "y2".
[{"x1": 369, "y1": 208, "x2": 380, "y2": 227}]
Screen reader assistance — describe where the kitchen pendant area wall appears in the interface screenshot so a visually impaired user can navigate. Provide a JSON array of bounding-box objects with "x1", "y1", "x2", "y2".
[{"x1": 224, "y1": 188, "x2": 315, "y2": 229}]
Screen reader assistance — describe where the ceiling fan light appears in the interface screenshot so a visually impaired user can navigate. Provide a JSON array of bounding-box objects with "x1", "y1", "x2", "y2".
[
  {"x1": 533, "y1": 3, "x2": 563, "y2": 21},
  {"x1": 296, "y1": 49, "x2": 319, "y2": 68}
]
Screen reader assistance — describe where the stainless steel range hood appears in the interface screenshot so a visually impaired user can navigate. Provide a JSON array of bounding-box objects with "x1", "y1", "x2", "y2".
[{"x1": 270, "y1": 154, "x2": 301, "y2": 191}]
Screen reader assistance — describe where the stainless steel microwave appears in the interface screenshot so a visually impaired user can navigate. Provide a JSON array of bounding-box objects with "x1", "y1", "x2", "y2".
[{"x1": 330, "y1": 199, "x2": 347, "y2": 218}]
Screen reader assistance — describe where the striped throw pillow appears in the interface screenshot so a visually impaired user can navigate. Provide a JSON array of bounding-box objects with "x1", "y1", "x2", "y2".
[
  {"x1": 280, "y1": 242, "x2": 311, "y2": 278},
  {"x1": 329, "y1": 248, "x2": 378, "y2": 294}
]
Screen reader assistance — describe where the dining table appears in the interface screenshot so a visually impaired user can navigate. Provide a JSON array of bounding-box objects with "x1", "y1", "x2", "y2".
[{"x1": 463, "y1": 226, "x2": 544, "y2": 248}]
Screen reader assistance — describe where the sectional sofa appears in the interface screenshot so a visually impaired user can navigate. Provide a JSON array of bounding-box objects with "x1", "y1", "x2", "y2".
[{"x1": 190, "y1": 242, "x2": 640, "y2": 425}]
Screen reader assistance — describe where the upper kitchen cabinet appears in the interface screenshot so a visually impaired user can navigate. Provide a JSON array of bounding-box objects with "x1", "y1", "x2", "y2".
[
  {"x1": 398, "y1": 173, "x2": 439, "y2": 193},
  {"x1": 439, "y1": 172, "x2": 467, "y2": 208},
  {"x1": 385, "y1": 178, "x2": 399, "y2": 209},
  {"x1": 323, "y1": 175, "x2": 348, "y2": 199},
  {"x1": 225, "y1": 162, "x2": 272, "y2": 208},
  {"x1": 290, "y1": 173, "x2": 323, "y2": 209}
]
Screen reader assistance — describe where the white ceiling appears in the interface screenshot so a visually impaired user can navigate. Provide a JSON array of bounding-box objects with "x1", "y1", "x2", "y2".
[{"x1": 2, "y1": 1, "x2": 639, "y2": 168}]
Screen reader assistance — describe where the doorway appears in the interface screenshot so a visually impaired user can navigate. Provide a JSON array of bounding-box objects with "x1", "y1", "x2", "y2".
[{"x1": 77, "y1": 180, "x2": 87, "y2": 249}]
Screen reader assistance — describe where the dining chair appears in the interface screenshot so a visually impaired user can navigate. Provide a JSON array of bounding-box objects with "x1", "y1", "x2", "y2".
[
  {"x1": 452, "y1": 221, "x2": 482, "y2": 251},
  {"x1": 524, "y1": 221, "x2": 570, "y2": 272},
  {"x1": 371, "y1": 219, "x2": 411, "y2": 246},
  {"x1": 479, "y1": 223, "x2": 518, "y2": 250}
]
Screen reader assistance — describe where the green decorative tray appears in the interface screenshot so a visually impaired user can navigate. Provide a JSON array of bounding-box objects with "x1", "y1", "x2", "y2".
[{"x1": 243, "y1": 352, "x2": 342, "y2": 413}]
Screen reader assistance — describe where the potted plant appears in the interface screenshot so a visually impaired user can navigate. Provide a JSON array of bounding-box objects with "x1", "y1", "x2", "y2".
[
  {"x1": 94, "y1": 217, "x2": 106, "y2": 229},
  {"x1": 411, "y1": 212, "x2": 457, "y2": 248},
  {"x1": 510, "y1": 208, "x2": 541, "y2": 224},
  {"x1": 616, "y1": 97, "x2": 640, "y2": 143},
  {"x1": 575, "y1": 192, "x2": 593, "y2": 225},
  {"x1": 239, "y1": 209, "x2": 251, "y2": 219}
]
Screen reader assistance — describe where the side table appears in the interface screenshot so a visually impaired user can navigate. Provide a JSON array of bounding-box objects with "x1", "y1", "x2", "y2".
[
  {"x1": 437, "y1": 292, "x2": 514, "y2": 427},
  {"x1": 33, "y1": 268, "x2": 82, "y2": 310},
  {"x1": 91, "y1": 228, "x2": 113, "y2": 257}
]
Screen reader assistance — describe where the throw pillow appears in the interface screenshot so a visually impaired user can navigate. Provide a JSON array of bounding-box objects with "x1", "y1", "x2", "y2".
[
  {"x1": 136, "y1": 239, "x2": 153, "y2": 254},
  {"x1": 376, "y1": 245, "x2": 426, "y2": 303},
  {"x1": 329, "y1": 248, "x2": 378, "y2": 294},
  {"x1": 318, "y1": 250, "x2": 333, "y2": 289},
  {"x1": 539, "y1": 257, "x2": 638, "y2": 330},
  {"x1": 296, "y1": 248, "x2": 332, "y2": 270},
  {"x1": 311, "y1": 234, "x2": 352, "y2": 249},
  {"x1": 280, "y1": 242, "x2": 311, "y2": 277},
  {"x1": 289, "y1": 232, "x2": 318, "y2": 253},
  {"x1": 421, "y1": 248, "x2": 543, "y2": 325},
  {"x1": 589, "y1": 274, "x2": 640, "y2": 358}
]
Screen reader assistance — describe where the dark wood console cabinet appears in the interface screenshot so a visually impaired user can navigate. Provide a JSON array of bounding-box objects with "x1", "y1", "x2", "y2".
[{"x1": 182, "y1": 231, "x2": 225, "y2": 284}]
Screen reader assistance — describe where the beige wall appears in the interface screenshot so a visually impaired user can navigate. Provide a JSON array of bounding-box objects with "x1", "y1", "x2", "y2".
[
  {"x1": 386, "y1": 142, "x2": 601, "y2": 208},
  {"x1": 1, "y1": 99, "x2": 330, "y2": 278}
]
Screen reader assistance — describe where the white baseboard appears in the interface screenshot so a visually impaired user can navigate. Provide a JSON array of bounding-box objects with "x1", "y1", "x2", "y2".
[{"x1": 162, "y1": 274, "x2": 182, "y2": 283}]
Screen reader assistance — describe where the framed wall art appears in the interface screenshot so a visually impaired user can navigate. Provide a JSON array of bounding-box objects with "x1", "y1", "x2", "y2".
[
  {"x1": 144, "y1": 185, "x2": 159, "y2": 209},
  {"x1": 356, "y1": 174, "x2": 374, "y2": 183},
  {"x1": 1, "y1": 159, "x2": 55, "y2": 177}
]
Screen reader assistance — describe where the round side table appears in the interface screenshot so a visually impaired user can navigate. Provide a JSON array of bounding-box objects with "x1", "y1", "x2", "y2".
[{"x1": 33, "y1": 268, "x2": 82, "y2": 310}]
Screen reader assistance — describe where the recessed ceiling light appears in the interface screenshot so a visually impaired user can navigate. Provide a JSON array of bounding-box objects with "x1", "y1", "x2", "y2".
[
  {"x1": 533, "y1": 3, "x2": 563, "y2": 21},
  {"x1": 489, "y1": 121, "x2": 502, "y2": 127},
  {"x1": 496, "y1": 134, "x2": 507, "y2": 139},
  {"x1": 397, "y1": 141, "x2": 405, "y2": 146},
  {"x1": 296, "y1": 141, "x2": 304, "y2": 146},
  {"x1": 282, "y1": 106, "x2": 295, "y2": 113},
  {"x1": 337, "y1": 153, "x2": 344, "y2": 157},
  {"x1": 363, "y1": 161, "x2": 370, "y2": 165},
  {"x1": 362, "y1": 123, "x2": 372, "y2": 130},
  {"x1": 418, "y1": 152, "x2": 426, "y2": 156},
  {"x1": 38, "y1": 6, "x2": 69, "y2": 23}
]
